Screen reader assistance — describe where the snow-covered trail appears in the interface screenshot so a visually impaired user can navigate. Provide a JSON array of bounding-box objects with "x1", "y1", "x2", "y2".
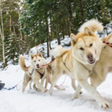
[{"x1": 0, "y1": 65, "x2": 112, "y2": 112}]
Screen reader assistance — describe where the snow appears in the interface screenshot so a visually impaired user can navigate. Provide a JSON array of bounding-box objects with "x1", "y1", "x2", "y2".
[
  {"x1": 1, "y1": 35, "x2": 112, "y2": 112},
  {"x1": 0, "y1": 64, "x2": 112, "y2": 112}
]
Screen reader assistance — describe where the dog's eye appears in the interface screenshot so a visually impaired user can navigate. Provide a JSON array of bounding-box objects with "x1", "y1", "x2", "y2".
[
  {"x1": 80, "y1": 47, "x2": 84, "y2": 50},
  {"x1": 34, "y1": 60, "x2": 36, "y2": 62},
  {"x1": 90, "y1": 43, "x2": 93, "y2": 47}
]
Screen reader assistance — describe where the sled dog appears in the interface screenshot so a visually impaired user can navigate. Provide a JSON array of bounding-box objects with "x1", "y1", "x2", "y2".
[
  {"x1": 19, "y1": 51, "x2": 47, "y2": 93},
  {"x1": 90, "y1": 33, "x2": 112, "y2": 88},
  {"x1": 74, "y1": 33, "x2": 112, "y2": 109},
  {"x1": 48, "y1": 19, "x2": 109, "y2": 108}
]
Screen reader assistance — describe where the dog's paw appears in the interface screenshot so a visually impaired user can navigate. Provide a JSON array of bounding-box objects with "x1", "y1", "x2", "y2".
[
  {"x1": 49, "y1": 90, "x2": 53, "y2": 95},
  {"x1": 59, "y1": 87, "x2": 65, "y2": 91},
  {"x1": 37, "y1": 88, "x2": 41, "y2": 92},
  {"x1": 44, "y1": 89, "x2": 47, "y2": 93},
  {"x1": 72, "y1": 94, "x2": 78, "y2": 101},
  {"x1": 98, "y1": 100, "x2": 110, "y2": 109},
  {"x1": 79, "y1": 91, "x2": 83, "y2": 94},
  {"x1": 22, "y1": 89, "x2": 25, "y2": 94}
]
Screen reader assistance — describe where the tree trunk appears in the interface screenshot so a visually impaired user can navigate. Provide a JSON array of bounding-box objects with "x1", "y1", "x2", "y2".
[
  {"x1": 56, "y1": 24, "x2": 60, "y2": 45},
  {"x1": 46, "y1": 16, "x2": 50, "y2": 57},
  {"x1": 0, "y1": 1, "x2": 6, "y2": 66},
  {"x1": 12, "y1": 22, "x2": 16, "y2": 34},
  {"x1": 9, "y1": 15, "x2": 12, "y2": 34},
  {"x1": 67, "y1": 0, "x2": 75, "y2": 33},
  {"x1": 79, "y1": 0, "x2": 84, "y2": 23},
  {"x1": 62, "y1": 20, "x2": 65, "y2": 39},
  {"x1": 47, "y1": 37, "x2": 49, "y2": 57},
  {"x1": 18, "y1": 8, "x2": 23, "y2": 40}
]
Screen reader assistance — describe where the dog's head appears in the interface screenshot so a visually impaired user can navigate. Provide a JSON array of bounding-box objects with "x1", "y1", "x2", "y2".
[
  {"x1": 31, "y1": 51, "x2": 46, "y2": 69},
  {"x1": 70, "y1": 27, "x2": 102, "y2": 65}
]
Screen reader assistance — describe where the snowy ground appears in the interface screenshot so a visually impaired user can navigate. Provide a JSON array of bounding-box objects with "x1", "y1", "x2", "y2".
[
  {"x1": 1, "y1": 35, "x2": 112, "y2": 112},
  {"x1": 0, "y1": 64, "x2": 112, "y2": 112}
]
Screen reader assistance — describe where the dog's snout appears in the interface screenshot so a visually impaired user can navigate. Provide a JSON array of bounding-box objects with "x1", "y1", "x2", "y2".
[
  {"x1": 36, "y1": 64, "x2": 39, "y2": 68},
  {"x1": 87, "y1": 53, "x2": 95, "y2": 64},
  {"x1": 87, "y1": 53, "x2": 93, "y2": 60}
]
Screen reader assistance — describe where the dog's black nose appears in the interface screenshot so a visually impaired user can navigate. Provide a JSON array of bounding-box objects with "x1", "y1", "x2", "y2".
[
  {"x1": 87, "y1": 53, "x2": 93, "y2": 60},
  {"x1": 36, "y1": 64, "x2": 39, "y2": 68},
  {"x1": 87, "y1": 53, "x2": 95, "y2": 64}
]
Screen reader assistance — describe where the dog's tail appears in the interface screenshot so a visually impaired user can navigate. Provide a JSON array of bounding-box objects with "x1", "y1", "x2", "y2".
[
  {"x1": 53, "y1": 45, "x2": 68, "y2": 57},
  {"x1": 19, "y1": 55, "x2": 28, "y2": 71},
  {"x1": 78, "y1": 19, "x2": 103, "y2": 32}
]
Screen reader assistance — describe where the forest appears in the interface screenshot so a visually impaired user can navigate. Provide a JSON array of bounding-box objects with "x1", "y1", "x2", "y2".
[{"x1": 0, "y1": 0, "x2": 112, "y2": 67}]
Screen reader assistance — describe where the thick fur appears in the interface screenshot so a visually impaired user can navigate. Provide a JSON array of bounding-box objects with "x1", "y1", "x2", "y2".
[
  {"x1": 90, "y1": 33, "x2": 112, "y2": 87},
  {"x1": 78, "y1": 19, "x2": 103, "y2": 32},
  {"x1": 19, "y1": 56, "x2": 29, "y2": 71},
  {"x1": 48, "y1": 19, "x2": 110, "y2": 109},
  {"x1": 19, "y1": 52, "x2": 47, "y2": 93},
  {"x1": 75, "y1": 33, "x2": 112, "y2": 109},
  {"x1": 53, "y1": 45, "x2": 69, "y2": 57}
]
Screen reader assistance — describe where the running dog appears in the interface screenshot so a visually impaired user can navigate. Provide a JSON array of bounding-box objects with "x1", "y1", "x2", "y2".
[
  {"x1": 48, "y1": 19, "x2": 110, "y2": 108},
  {"x1": 19, "y1": 51, "x2": 47, "y2": 93},
  {"x1": 90, "y1": 33, "x2": 112, "y2": 88},
  {"x1": 74, "y1": 33, "x2": 112, "y2": 109}
]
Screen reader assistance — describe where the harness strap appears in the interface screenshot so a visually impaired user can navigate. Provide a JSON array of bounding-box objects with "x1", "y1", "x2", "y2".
[
  {"x1": 2, "y1": 80, "x2": 22, "y2": 90},
  {"x1": 29, "y1": 68, "x2": 44, "y2": 79},
  {"x1": 62, "y1": 58, "x2": 71, "y2": 73},
  {"x1": 36, "y1": 70, "x2": 45, "y2": 79},
  {"x1": 48, "y1": 65, "x2": 52, "y2": 70},
  {"x1": 103, "y1": 41, "x2": 112, "y2": 48},
  {"x1": 29, "y1": 69, "x2": 34, "y2": 76},
  {"x1": 79, "y1": 61, "x2": 92, "y2": 74}
]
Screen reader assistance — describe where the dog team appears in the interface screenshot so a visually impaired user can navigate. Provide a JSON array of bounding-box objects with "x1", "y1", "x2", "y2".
[{"x1": 19, "y1": 19, "x2": 112, "y2": 109}]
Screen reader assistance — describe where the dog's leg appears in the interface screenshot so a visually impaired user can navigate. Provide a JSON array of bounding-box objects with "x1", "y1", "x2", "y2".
[
  {"x1": 45, "y1": 76, "x2": 48, "y2": 89},
  {"x1": 71, "y1": 79, "x2": 82, "y2": 95},
  {"x1": 33, "y1": 84, "x2": 41, "y2": 92},
  {"x1": 72, "y1": 84, "x2": 82, "y2": 100},
  {"x1": 22, "y1": 74, "x2": 30, "y2": 93},
  {"x1": 41, "y1": 75, "x2": 46, "y2": 86},
  {"x1": 32, "y1": 75, "x2": 47, "y2": 92},
  {"x1": 90, "y1": 71, "x2": 105, "y2": 88},
  {"x1": 29, "y1": 80, "x2": 32, "y2": 89},
  {"x1": 49, "y1": 74, "x2": 61, "y2": 95},
  {"x1": 33, "y1": 80, "x2": 47, "y2": 92},
  {"x1": 90, "y1": 75, "x2": 102, "y2": 88},
  {"x1": 77, "y1": 77, "x2": 110, "y2": 109},
  {"x1": 54, "y1": 85, "x2": 65, "y2": 91},
  {"x1": 71, "y1": 79, "x2": 76, "y2": 91}
]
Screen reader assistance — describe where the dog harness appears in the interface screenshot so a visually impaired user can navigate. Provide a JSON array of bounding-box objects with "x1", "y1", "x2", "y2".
[
  {"x1": 62, "y1": 58, "x2": 92, "y2": 75},
  {"x1": 62, "y1": 61, "x2": 71, "y2": 72},
  {"x1": 36, "y1": 70, "x2": 45, "y2": 79},
  {"x1": 62, "y1": 58, "x2": 71, "y2": 73},
  {"x1": 29, "y1": 69, "x2": 44, "y2": 79}
]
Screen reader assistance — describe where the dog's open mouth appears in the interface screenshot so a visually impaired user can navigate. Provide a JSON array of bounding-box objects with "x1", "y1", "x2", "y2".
[
  {"x1": 88, "y1": 59, "x2": 95, "y2": 64},
  {"x1": 36, "y1": 64, "x2": 40, "y2": 68}
]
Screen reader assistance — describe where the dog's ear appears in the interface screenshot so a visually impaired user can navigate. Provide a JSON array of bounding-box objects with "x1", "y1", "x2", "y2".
[
  {"x1": 84, "y1": 27, "x2": 93, "y2": 35},
  {"x1": 31, "y1": 54, "x2": 34, "y2": 59},
  {"x1": 70, "y1": 33, "x2": 76, "y2": 46},
  {"x1": 107, "y1": 33, "x2": 112, "y2": 39},
  {"x1": 102, "y1": 33, "x2": 112, "y2": 42},
  {"x1": 37, "y1": 51, "x2": 42, "y2": 57},
  {"x1": 102, "y1": 37, "x2": 106, "y2": 42}
]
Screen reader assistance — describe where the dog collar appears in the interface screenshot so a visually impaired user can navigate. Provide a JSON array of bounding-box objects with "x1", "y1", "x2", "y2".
[{"x1": 103, "y1": 41, "x2": 112, "y2": 48}]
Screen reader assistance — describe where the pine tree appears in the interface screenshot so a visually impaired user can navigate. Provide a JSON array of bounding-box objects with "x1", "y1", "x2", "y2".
[{"x1": 5, "y1": 33, "x2": 20, "y2": 64}]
